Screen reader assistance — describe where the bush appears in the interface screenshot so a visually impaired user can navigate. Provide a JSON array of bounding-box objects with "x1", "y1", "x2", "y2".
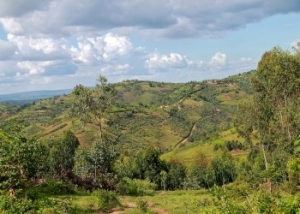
[
  {"x1": 92, "y1": 190, "x2": 120, "y2": 211},
  {"x1": 116, "y1": 178, "x2": 156, "y2": 196},
  {"x1": 38, "y1": 179, "x2": 75, "y2": 196},
  {"x1": 136, "y1": 198, "x2": 148, "y2": 212},
  {"x1": 0, "y1": 196, "x2": 68, "y2": 214}
]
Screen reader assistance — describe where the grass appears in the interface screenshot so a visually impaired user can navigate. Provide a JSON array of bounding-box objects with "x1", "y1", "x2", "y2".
[
  {"x1": 161, "y1": 129, "x2": 249, "y2": 166},
  {"x1": 55, "y1": 195, "x2": 99, "y2": 213},
  {"x1": 161, "y1": 143, "x2": 216, "y2": 168},
  {"x1": 122, "y1": 190, "x2": 214, "y2": 214},
  {"x1": 49, "y1": 189, "x2": 215, "y2": 214}
]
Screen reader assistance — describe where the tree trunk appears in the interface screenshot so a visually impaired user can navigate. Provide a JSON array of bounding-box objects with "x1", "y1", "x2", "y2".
[{"x1": 262, "y1": 144, "x2": 272, "y2": 193}]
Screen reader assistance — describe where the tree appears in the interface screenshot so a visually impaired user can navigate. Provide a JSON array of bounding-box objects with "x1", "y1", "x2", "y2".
[
  {"x1": 87, "y1": 141, "x2": 117, "y2": 180},
  {"x1": 0, "y1": 128, "x2": 46, "y2": 196},
  {"x1": 134, "y1": 147, "x2": 167, "y2": 188},
  {"x1": 48, "y1": 131, "x2": 80, "y2": 178},
  {"x1": 71, "y1": 75, "x2": 116, "y2": 143},
  {"x1": 73, "y1": 147, "x2": 90, "y2": 178},
  {"x1": 166, "y1": 160, "x2": 186, "y2": 190},
  {"x1": 252, "y1": 47, "x2": 300, "y2": 148},
  {"x1": 236, "y1": 46, "x2": 300, "y2": 192},
  {"x1": 190, "y1": 153, "x2": 215, "y2": 188},
  {"x1": 211, "y1": 152, "x2": 237, "y2": 186}
]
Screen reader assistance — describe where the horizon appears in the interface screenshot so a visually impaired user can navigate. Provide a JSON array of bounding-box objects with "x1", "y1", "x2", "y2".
[{"x1": 0, "y1": 70, "x2": 253, "y2": 96}]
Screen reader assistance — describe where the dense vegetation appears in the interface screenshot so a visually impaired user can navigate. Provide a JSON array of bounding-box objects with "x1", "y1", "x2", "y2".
[{"x1": 0, "y1": 44, "x2": 300, "y2": 213}]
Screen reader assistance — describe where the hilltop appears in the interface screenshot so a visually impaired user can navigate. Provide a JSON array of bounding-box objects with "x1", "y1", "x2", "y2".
[{"x1": 0, "y1": 71, "x2": 254, "y2": 161}]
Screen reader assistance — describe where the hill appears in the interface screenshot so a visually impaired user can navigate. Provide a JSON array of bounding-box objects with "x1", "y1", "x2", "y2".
[{"x1": 0, "y1": 71, "x2": 254, "y2": 160}]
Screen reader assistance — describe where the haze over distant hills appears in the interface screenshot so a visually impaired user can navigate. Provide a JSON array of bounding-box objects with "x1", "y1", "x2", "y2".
[{"x1": 0, "y1": 89, "x2": 72, "y2": 104}]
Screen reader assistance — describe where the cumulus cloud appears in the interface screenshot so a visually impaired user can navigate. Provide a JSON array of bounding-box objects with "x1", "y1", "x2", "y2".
[
  {"x1": 209, "y1": 52, "x2": 227, "y2": 67},
  {"x1": 71, "y1": 33, "x2": 132, "y2": 64},
  {"x1": 146, "y1": 52, "x2": 192, "y2": 73},
  {"x1": 0, "y1": 32, "x2": 133, "y2": 79},
  {"x1": 7, "y1": 34, "x2": 70, "y2": 61},
  {"x1": 17, "y1": 61, "x2": 51, "y2": 75},
  {"x1": 143, "y1": 51, "x2": 255, "y2": 81}
]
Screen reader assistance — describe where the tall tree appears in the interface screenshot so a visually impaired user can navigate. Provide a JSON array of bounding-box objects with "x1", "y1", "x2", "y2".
[
  {"x1": 72, "y1": 75, "x2": 116, "y2": 143},
  {"x1": 236, "y1": 46, "x2": 300, "y2": 192},
  {"x1": 252, "y1": 47, "x2": 300, "y2": 147}
]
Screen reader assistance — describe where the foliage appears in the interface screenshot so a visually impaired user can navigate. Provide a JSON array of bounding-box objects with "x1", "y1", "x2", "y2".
[
  {"x1": 87, "y1": 141, "x2": 117, "y2": 177},
  {"x1": 165, "y1": 160, "x2": 186, "y2": 190},
  {"x1": 136, "y1": 198, "x2": 149, "y2": 212},
  {"x1": 211, "y1": 152, "x2": 237, "y2": 186},
  {"x1": 48, "y1": 130, "x2": 80, "y2": 177},
  {"x1": 188, "y1": 153, "x2": 216, "y2": 189},
  {"x1": 71, "y1": 75, "x2": 116, "y2": 142},
  {"x1": 0, "y1": 195, "x2": 72, "y2": 214},
  {"x1": 92, "y1": 190, "x2": 120, "y2": 211},
  {"x1": 0, "y1": 128, "x2": 46, "y2": 194},
  {"x1": 133, "y1": 147, "x2": 168, "y2": 188},
  {"x1": 35, "y1": 179, "x2": 75, "y2": 196},
  {"x1": 116, "y1": 178, "x2": 156, "y2": 196},
  {"x1": 252, "y1": 47, "x2": 300, "y2": 148}
]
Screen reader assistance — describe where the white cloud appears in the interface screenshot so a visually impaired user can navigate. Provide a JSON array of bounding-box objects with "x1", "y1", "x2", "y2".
[
  {"x1": 146, "y1": 52, "x2": 192, "y2": 72},
  {"x1": 17, "y1": 61, "x2": 55, "y2": 75},
  {"x1": 7, "y1": 34, "x2": 71, "y2": 61},
  {"x1": 209, "y1": 52, "x2": 227, "y2": 67},
  {"x1": 0, "y1": 18, "x2": 23, "y2": 34},
  {"x1": 71, "y1": 33, "x2": 132, "y2": 64},
  {"x1": 103, "y1": 33, "x2": 132, "y2": 60},
  {"x1": 100, "y1": 64, "x2": 131, "y2": 75}
]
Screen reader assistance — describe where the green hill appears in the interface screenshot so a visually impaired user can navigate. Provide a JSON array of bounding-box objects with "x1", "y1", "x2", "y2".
[{"x1": 0, "y1": 71, "x2": 254, "y2": 160}]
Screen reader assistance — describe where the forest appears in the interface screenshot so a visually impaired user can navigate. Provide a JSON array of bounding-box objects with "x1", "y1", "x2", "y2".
[{"x1": 0, "y1": 45, "x2": 300, "y2": 213}]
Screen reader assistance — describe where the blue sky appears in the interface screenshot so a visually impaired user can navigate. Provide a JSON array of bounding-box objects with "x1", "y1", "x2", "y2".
[{"x1": 0, "y1": 0, "x2": 299, "y2": 94}]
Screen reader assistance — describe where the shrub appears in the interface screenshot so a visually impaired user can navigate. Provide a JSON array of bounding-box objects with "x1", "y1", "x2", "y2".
[
  {"x1": 136, "y1": 198, "x2": 148, "y2": 212},
  {"x1": 92, "y1": 190, "x2": 120, "y2": 211},
  {"x1": 0, "y1": 196, "x2": 67, "y2": 214},
  {"x1": 116, "y1": 178, "x2": 156, "y2": 196},
  {"x1": 38, "y1": 179, "x2": 75, "y2": 196}
]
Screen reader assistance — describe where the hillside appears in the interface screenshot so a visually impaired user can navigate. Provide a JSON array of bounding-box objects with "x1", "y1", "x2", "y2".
[{"x1": 0, "y1": 71, "x2": 254, "y2": 159}]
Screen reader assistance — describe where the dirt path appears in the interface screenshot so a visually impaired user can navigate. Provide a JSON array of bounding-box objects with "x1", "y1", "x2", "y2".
[{"x1": 173, "y1": 123, "x2": 196, "y2": 149}]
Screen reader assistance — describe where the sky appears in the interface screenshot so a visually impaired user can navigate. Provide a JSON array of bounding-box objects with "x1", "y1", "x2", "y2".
[{"x1": 0, "y1": 0, "x2": 299, "y2": 94}]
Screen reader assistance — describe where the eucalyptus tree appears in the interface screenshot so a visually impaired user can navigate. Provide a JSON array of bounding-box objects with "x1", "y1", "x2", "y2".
[
  {"x1": 71, "y1": 75, "x2": 116, "y2": 142},
  {"x1": 252, "y1": 47, "x2": 300, "y2": 147},
  {"x1": 235, "y1": 46, "x2": 300, "y2": 191}
]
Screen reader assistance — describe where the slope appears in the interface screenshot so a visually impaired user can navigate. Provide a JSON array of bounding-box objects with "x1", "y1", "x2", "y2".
[{"x1": 0, "y1": 71, "x2": 254, "y2": 159}]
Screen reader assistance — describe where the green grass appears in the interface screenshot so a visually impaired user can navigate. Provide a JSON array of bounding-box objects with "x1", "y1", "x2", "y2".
[
  {"x1": 122, "y1": 190, "x2": 214, "y2": 214},
  {"x1": 161, "y1": 129, "x2": 248, "y2": 166},
  {"x1": 54, "y1": 195, "x2": 99, "y2": 213}
]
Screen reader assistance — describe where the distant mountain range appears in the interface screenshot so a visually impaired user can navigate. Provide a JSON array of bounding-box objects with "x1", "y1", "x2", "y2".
[{"x1": 0, "y1": 89, "x2": 72, "y2": 104}]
